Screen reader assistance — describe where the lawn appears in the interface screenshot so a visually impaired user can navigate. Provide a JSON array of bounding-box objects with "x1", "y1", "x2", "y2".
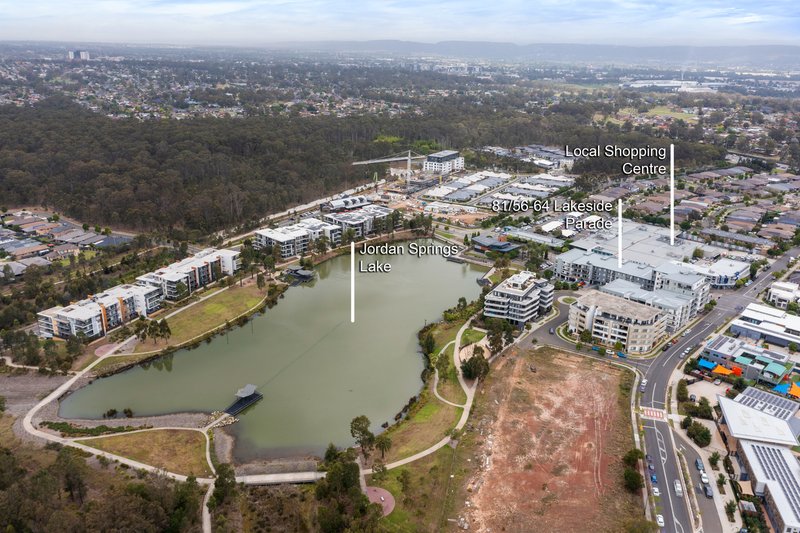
[
  {"x1": 78, "y1": 429, "x2": 212, "y2": 477},
  {"x1": 562, "y1": 296, "x2": 577, "y2": 304},
  {"x1": 460, "y1": 328, "x2": 486, "y2": 347},
  {"x1": 134, "y1": 283, "x2": 265, "y2": 353},
  {"x1": 437, "y1": 346, "x2": 467, "y2": 406},
  {"x1": 379, "y1": 386, "x2": 461, "y2": 464},
  {"x1": 645, "y1": 105, "x2": 698, "y2": 122},
  {"x1": 431, "y1": 321, "x2": 461, "y2": 354},
  {"x1": 437, "y1": 231, "x2": 456, "y2": 240}
]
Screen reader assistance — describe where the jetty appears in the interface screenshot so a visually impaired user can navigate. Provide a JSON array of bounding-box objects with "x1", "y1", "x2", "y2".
[{"x1": 224, "y1": 384, "x2": 263, "y2": 416}]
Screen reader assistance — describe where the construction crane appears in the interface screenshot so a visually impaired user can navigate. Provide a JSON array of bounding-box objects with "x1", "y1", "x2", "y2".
[{"x1": 352, "y1": 150, "x2": 426, "y2": 190}]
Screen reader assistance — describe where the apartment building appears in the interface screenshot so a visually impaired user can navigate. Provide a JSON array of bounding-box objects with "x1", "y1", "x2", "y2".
[
  {"x1": 323, "y1": 205, "x2": 393, "y2": 238},
  {"x1": 652, "y1": 262, "x2": 711, "y2": 316},
  {"x1": 254, "y1": 218, "x2": 341, "y2": 259},
  {"x1": 422, "y1": 150, "x2": 465, "y2": 174},
  {"x1": 483, "y1": 271, "x2": 554, "y2": 326},
  {"x1": 600, "y1": 279, "x2": 694, "y2": 332},
  {"x1": 136, "y1": 248, "x2": 240, "y2": 300},
  {"x1": 555, "y1": 248, "x2": 655, "y2": 287},
  {"x1": 37, "y1": 283, "x2": 163, "y2": 339},
  {"x1": 768, "y1": 281, "x2": 800, "y2": 310},
  {"x1": 568, "y1": 290, "x2": 667, "y2": 353}
]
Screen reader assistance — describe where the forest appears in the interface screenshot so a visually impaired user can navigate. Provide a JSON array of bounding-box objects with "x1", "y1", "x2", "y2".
[{"x1": 0, "y1": 96, "x2": 724, "y2": 237}]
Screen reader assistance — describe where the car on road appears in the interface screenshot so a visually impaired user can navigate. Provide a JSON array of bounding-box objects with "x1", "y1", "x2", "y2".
[
  {"x1": 703, "y1": 484, "x2": 714, "y2": 499},
  {"x1": 695, "y1": 458, "x2": 704, "y2": 471},
  {"x1": 652, "y1": 487, "x2": 660, "y2": 497},
  {"x1": 639, "y1": 384, "x2": 646, "y2": 393},
  {"x1": 674, "y1": 479, "x2": 683, "y2": 497},
  {"x1": 641, "y1": 379, "x2": 648, "y2": 386},
  {"x1": 700, "y1": 472, "x2": 709, "y2": 484},
  {"x1": 651, "y1": 474, "x2": 658, "y2": 484},
  {"x1": 714, "y1": 379, "x2": 722, "y2": 386},
  {"x1": 656, "y1": 515, "x2": 665, "y2": 527},
  {"x1": 549, "y1": 327, "x2": 555, "y2": 334}
]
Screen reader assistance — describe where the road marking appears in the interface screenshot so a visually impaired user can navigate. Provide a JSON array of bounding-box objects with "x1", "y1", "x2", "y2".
[{"x1": 642, "y1": 408, "x2": 665, "y2": 420}]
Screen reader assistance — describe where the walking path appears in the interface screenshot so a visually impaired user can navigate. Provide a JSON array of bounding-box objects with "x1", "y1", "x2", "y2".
[
  {"x1": 431, "y1": 341, "x2": 467, "y2": 408},
  {"x1": 1, "y1": 355, "x2": 77, "y2": 374}
]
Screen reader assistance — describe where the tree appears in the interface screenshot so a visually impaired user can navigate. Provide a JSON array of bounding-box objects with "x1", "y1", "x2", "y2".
[
  {"x1": 350, "y1": 415, "x2": 375, "y2": 458},
  {"x1": 687, "y1": 421, "x2": 712, "y2": 447},
  {"x1": 692, "y1": 247, "x2": 704, "y2": 259},
  {"x1": 724, "y1": 500, "x2": 737, "y2": 518},
  {"x1": 158, "y1": 320, "x2": 171, "y2": 344},
  {"x1": 421, "y1": 332, "x2": 435, "y2": 356},
  {"x1": 709, "y1": 451, "x2": 721, "y2": 468},
  {"x1": 623, "y1": 467, "x2": 643, "y2": 492},
  {"x1": 677, "y1": 379, "x2": 689, "y2": 402},
  {"x1": 147, "y1": 320, "x2": 162, "y2": 344},
  {"x1": 717, "y1": 473, "x2": 727, "y2": 488},
  {"x1": 623, "y1": 448, "x2": 644, "y2": 468},
  {"x1": 133, "y1": 318, "x2": 149, "y2": 342},
  {"x1": 681, "y1": 415, "x2": 693, "y2": 430},
  {"x1": 374, "y1": 433, "x2": 392, "y2": 459},
  {"x1": 208, "y1": 463, "x2": 236, "y2": 508},
  {"x1": 461, "y1": 354, "x2": 490, "y2": 380},
  {"x1": 256, "y1": 272, "x2": 265, "y2": 292},
  {"x1": 579, "y1": 329, "x2": 593, "y2": 343},
  {"x1": 54, "y1": 448, "x2": 88, "y2": 504},
  {"x1": 175, "y1": 281, "x2": 189, "y2": 300}
]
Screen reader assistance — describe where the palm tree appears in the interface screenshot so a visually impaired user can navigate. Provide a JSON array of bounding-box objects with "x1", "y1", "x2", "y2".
[{"x1": 375, "y1": 433, "x2": 392, "y2": 459}]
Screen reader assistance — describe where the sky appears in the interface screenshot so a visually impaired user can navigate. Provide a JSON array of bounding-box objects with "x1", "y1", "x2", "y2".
[{"x1": 0, "y1": 0, "x2": 798, "y2": 47}]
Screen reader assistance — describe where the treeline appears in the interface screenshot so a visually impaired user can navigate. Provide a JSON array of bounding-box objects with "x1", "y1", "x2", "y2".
[
  {"x1": 0, "y1": 97, "x2": 723, "y2": 237},
  {"x1": 0, "y1": 444, "x2": 202, "y2": 531}
]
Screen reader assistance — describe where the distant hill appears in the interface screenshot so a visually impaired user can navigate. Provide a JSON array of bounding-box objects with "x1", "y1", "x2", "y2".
[{"x1": 270, "y1": 40, "x2": 800, "y2": 69}]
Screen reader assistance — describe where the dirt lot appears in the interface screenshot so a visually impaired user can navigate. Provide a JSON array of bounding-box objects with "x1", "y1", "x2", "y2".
[{"x1": 464, "y1": 347, "x2": 642, "y2": 532}]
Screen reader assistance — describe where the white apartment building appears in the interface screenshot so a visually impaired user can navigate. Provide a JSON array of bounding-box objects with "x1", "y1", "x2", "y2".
[
  {"x1": 652, "y1": 262, "x2": 711, "y2": 316},
  {"x1": 37, "y1": 283, "x2": 163, "y2": 339},
  {"x1": 731, "y1": 303, "x2": 800, "y2": 348},
  {"x1": 600, "y1": 279, "x2": 694, "y2": 332},
  {"x1": 568, "y1": 290, "x2": 667, "y2": 353},
  {"x1": 137, "y1": 248, "x2": 240, "y2": 300},
  {"x1": 768, "y1": 281, "x2": 800, "y2": 309},
  {"x1": 483, "y1": 271, "x2": 554, "y2": 326},
  {"x1": 254, "y1": 218, "x2": 342, "y2": 259},
  {"x1": 423, "y1": 150, "x2": 465, "y2": 174},
  {"x1": 323, "y1": 205, "x2": 393, "y2": 239}
]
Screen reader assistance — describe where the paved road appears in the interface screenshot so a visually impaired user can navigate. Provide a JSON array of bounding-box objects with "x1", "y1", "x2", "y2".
[{"x1": 673, "y1": 432, "x2": 725, "y2": 533}]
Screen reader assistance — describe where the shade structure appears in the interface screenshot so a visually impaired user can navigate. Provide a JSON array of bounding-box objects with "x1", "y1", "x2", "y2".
[
  {"x1": 773, "y1": 383, "x2": 790, "y2": 394},
  {"x1": 698, "y1": 358, "x2": 716, "y2": 371},
  {"x1": 790, "y1": 383, "x2": 800, "y2": 399},
  {"x1": 712, "y1": 365, "x2": 733, "y2": 376}
]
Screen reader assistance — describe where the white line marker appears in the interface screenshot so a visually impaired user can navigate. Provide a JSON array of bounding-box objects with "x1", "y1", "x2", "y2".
[
  {"x1": 350, "y1": 241, "x2": 355, "y2": 323},
  {"x1": 670, "y1": 143, "x2": 675, "y2": 246},
  {"x1": 618, "y1": 198, "x2": 623, "y2": 268}
]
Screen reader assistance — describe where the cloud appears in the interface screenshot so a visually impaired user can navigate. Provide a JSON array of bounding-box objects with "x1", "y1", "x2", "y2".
[{"x1": 0, "y1": 0, "x2": 796, "y2": 45}]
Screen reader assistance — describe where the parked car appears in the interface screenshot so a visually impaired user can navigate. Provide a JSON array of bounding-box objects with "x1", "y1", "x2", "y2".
[
  {"x1": 639, "y1": 384, "x2": 646, "y2": 393},
  {"x1": 656, "y1": 515, "x2": 665, "y2": 527},
  {"x1": 648, "y1": 463, "x2": 655, "y2": 471},
  {"x1": 646, "y1": 454, "x2": 652, "y2": 462},
  {"x1": 651, "y1": 474, "x2": 658, "y2": 484},
  {"x1": 652, "y1": 487, "x2": 660, "y2": 497},
  {"x1": 641, "y1": 379, "x2": 648, "y2": 386},
  {"x1": 689, "y1": 394, "x2": 697, "y2": 402},
  {"x1": 703, "y1": 484, "x2": 714, "y2": 499},
  {"x1": 714, "y1": 379, "x2": 722, "y2": 386},
  {"x1": 695, "y1": 458, "x2": 704, "y2": 471},
  {"x1": 700, "y1": 472, "x2": 709, "y2": 484},
  {"x1": 662, "y1": 344, "x2": 670, "y2": 351}
]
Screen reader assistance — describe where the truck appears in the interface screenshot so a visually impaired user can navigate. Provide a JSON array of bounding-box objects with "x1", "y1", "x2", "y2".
[{"x1": 674, "y1": 479, "x2": 683, "y2": 497}]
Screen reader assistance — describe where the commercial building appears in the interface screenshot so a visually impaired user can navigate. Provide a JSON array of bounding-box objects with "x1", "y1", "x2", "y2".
[
  {"x1": 483, "y1": 271, "x2": 554, "y2": 326},
  {"x1": 717, "y1": 395, "x2": 798, "y2": 452},
  {"x1": 737, "y1": 440, "x2": 800, "y2": 533},
  {"x1": 254, "y1": 218, "x2": 341, "y2": 259},
  {"x1": 731, "y1": 303, "x2": 800, "y2": 349},
  {"x1": 699, "y1": 334, "x2": 792, "y2": 385},
  {"x1": 136, "y1": 248, "x2": 240, "y2": 300},
  {"x1": 768, "y1": 282, "x2": 800, "y2": 310},
  {"x1": 37, "y1": 283, "x2": 163, "y2": 339},
  {"x1": 323, "y1": 196, "x2": 370, "y2": 212},
  {"x1": 472, "y1": 235, "x2": 522, "y2": 254},
  {"x1": 568, "y1": 290, "x2": 667, "y2": 353},
  {"x1": 423, "y1": 150, "x2": 464, "y2": 174}
]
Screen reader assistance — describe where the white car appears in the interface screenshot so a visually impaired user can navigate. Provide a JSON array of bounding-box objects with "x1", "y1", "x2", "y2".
[
  {"x1": 700, "y1": 472, "x2": 709, "y2": 484},
  {"x1": 641, "y1": 379, "x2": 649, "y2": 387},
  {"x1": 652, "y1": 487, "x2": 660, "y2": 497},
  {"x1": 656, "y1": 514, "x2": 665, "y2": 527}
]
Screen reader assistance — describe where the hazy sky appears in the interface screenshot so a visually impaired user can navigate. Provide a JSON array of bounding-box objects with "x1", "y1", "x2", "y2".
[{"x1": 0, "y1": 0, "x2": 798, "y2": 46}]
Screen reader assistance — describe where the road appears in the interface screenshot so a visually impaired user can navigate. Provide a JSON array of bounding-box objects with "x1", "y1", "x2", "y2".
[{"x1": 519, "y1": 246, "x2": 800, "y2": 532}]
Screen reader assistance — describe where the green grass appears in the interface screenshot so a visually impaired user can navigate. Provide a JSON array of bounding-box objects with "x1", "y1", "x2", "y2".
[
  {"x1": 41, "y1": 421, "x2": 147, "y2": 437},
  {"x1": 437, "y1": 231, "x2": 455, "y2": 240},
  {"x1": 562, "y1": 296, "x2": 577, "y2": 304},
  {"x1": 134, "y1": 283, "x2": 265, "y2": 353},
  {"x1": 645, "y1": 105, "x2": 698, "y2": 121},
  {"x1": 460, "y1": 328, "x2": 486, "y2": 347}
]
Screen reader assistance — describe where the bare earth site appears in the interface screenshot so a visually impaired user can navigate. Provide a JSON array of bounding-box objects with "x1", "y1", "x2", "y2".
[{"x1": 464, "y1": 347, "x2": 641, "y2": 532}]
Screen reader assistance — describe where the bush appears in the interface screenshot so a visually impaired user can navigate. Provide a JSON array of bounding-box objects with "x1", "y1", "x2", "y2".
[
  {"x1": 623, "y1": 448, "x2": 644, "y2": 468},
  {"x1": 687, "y1": 421, "x2": 712, "y2": 447},
  {"x1": 461, "y1": 355, "x2": 490, "y2": 381},
  {"x1": 681, "y1": 415, "x2": 693, "y2": 430},
  {"x1": 684, "y1": 396, "x2": 714, "y2": 419},
  {"x1": 676, "y1": 379, "x2": 689, "y2": 402},
  {"x1": 623, "y1": 467, "x2": 643, "y2": 492}
]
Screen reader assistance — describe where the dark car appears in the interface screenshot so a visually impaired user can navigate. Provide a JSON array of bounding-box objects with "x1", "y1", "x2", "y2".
[
  {"x1": 662, "y1": 344, "x2": 670, "y2": 351},
  {"x1": 645, "y1": 454, "x2": 652, "y2": 462},
  {"x1": 703, "y1": 484, "x2": 714, "y2": 499}
]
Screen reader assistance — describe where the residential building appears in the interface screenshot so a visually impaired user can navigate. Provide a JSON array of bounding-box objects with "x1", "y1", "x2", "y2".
[
  {"x1": 254, "y1": 218, "x2": 341, "y2": 259},
  {"x1": 699, "y1": 334, "x2": 792, "y2": 385},
  {"x1": 568, "y1": 290, "x2": 667, "y2": 353},
  {"x1": 323, "y1": 205, "x2": 392, "y2": 238},
  {"x1": 483, "y1": 271, "x2": 554, "y2": 326},
  {"x1": 768, "y1": 282, "x2": 800, "y2": 310},
  {"x1": 423, "y1": 150, "x2": 464, "y2": 174},
  {"x1": 731, "y1": 303, "x2": 800, "y2": 348},
  {"x1": 37, "y1": 283, "x2": 163, "y2": 339},
  {"x1": 652, "y1": 262, "x2": 712, "y2": 315},
  {"x1": 600, "y1": 279, "x2": 694, "y2": 332},
  {"x1": 136, "y1": 248, "x2": 240, "y2": 300}
]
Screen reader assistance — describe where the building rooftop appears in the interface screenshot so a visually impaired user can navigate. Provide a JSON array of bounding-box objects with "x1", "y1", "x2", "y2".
[
  {"x1": 573, "y1": 289, "x2": 662, "y2": 322},
  {"x1": 738, "y1": 440, "x2": 800, "y2": 530},
  {"x1": 718, "y1": 395, "x2": 798, "y2": 446},
  {"x1": 601, "y1": 279, "x2": 693, "y2": 311}
]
